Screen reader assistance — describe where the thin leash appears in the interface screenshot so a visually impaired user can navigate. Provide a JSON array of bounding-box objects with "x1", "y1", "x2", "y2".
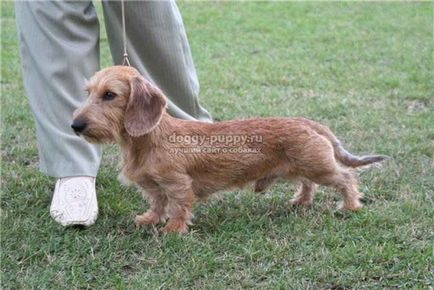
[{"x1": 121, "y1": 0, "x2": 131, "y2": 66}]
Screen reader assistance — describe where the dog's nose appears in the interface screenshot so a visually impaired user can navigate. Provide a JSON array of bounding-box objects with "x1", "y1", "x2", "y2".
[{"x1": 71, "y1": 120, "x2": 87, "y2": 133}]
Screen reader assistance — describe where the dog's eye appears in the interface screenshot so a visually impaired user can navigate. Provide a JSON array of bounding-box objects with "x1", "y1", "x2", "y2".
[{"x1": 102, "y1": 91, "x2": 116, "y2": 101}]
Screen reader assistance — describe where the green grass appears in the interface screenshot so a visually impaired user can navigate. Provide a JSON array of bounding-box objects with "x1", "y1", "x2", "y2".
[{"x1": 2, "y1": 1, "x2": 433, "y2": 289}]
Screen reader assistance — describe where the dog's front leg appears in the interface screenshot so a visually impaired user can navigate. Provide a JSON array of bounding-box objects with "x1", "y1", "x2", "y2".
[
  {"x1": 161, "y1": 192, "x2": 194, "y2": 234},
  {"x1": 135, "y1": 189, "x2": 168, "y2": 227},
  {"x1": 160, "y1": 181, "x2": 195, "y2": 234}
]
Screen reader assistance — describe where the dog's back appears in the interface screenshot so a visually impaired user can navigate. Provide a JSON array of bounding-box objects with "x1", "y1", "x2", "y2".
[{"x1": 158, "y1": 116, "x2": 385, "y2": 200}]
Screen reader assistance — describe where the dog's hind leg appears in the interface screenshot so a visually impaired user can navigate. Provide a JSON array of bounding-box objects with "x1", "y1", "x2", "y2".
[
  {"x1": 310, "y1": 168, "x2": 362, "y2": 211},
  {"x1": 333, "y1": 170, "x2": 363, "y2": 211},
  {"x1": 289, "y1": 179, "x2": 318, "y2": 206},
  {"x1": 254, "y1": 175, "x2": 277, "y2": 193},
  {"x1": 287, "y1": 131, "x2": 363, "y2": 211}
]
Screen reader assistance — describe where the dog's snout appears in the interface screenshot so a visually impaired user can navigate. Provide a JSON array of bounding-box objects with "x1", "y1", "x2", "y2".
[{"x1": 71, "y1": 119, "x2": 87, "y2": 133}]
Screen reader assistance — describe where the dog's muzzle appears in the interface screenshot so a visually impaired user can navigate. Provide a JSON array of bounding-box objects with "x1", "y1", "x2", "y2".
[{"x1": 71, "y1": 119, "x2": 87, "y2": 134}]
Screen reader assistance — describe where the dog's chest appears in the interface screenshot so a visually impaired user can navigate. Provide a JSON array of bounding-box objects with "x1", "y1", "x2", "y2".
[
  {"x1": 117, "y1": 170, "x2": 136, "y2": 187},
  {"x1": 118, "y1": 166, "x2": 160, "y2": 191}
]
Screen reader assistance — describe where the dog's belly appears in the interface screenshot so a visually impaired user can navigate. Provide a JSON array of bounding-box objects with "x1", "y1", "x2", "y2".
[
  {"x1": 190, "y1": 161, "x2": 292, "y2": 199},
  {"x1": 191, "y1": 178, "x2": 232, "y2": 199}
]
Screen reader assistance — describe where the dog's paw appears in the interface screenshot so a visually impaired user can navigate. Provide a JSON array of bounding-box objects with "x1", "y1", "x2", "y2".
[
  {"x1": 288, "y1": 198, "x2": 312, "y2": 207},
  {"x1": 161, "y1": 219, "x2": 189, "y2": 234},
  {"x1": 134, "y1": 212, "x2": 159, "y2": 228},
  {"x1": 337, "y1": 201, "x2": 363, "y2": 211}
]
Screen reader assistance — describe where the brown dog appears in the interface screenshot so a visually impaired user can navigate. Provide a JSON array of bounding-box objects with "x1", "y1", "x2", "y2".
[{"x1": 72, "y1": 66, "x2": 386, "y2": 233}]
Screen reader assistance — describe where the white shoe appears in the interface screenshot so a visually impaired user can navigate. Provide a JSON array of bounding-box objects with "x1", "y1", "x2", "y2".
[{"x1": 50, "y1": 176, "x2": 98, "y2": 226}]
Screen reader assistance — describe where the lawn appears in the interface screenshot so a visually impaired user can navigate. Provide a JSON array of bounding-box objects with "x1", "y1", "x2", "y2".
[{"x1": 1, "y1": 1, "x2": 433, "y2": 289}]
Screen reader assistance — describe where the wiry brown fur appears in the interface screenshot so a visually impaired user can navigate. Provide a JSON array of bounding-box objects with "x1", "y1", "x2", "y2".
[{"x1": 72, "y1": 66, "x2": 387, "y2": 234}]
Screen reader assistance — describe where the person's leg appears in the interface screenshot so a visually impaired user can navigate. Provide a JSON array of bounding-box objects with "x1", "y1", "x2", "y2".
[
  {"x1": 101, "y1": 0, "x2": 212, "y2": 122},
  {"x1": 15, "y1": 1, "x2": 101, "y2": 226}
]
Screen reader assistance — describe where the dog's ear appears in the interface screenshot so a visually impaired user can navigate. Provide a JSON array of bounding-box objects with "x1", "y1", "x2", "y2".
[{"x1": 124, "y1": 76, "x2": 167, "y2": 137}]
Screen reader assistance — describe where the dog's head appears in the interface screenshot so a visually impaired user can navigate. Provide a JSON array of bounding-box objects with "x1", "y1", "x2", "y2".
[{"x1": 72, "y1": 66, "x2": 167, "y2": 143}]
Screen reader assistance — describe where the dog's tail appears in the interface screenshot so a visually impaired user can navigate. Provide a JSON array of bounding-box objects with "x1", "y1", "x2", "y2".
[
  {"x1": 332, "y1": 141, "x2": 388, "y2": 168},
  {"x1": 301, "y1": 118, "x2": 388, "y2": 168}
]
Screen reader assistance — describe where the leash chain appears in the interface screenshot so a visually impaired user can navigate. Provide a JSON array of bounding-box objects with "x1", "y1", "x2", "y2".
[{"x1": 121, "y1": 0, "x2": 131, "y2": 66}]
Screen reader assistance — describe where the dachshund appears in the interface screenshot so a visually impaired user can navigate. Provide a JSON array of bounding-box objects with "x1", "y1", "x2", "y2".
[{"x1": 72, "y1": 66, "x2": 386, "y2": 233}]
